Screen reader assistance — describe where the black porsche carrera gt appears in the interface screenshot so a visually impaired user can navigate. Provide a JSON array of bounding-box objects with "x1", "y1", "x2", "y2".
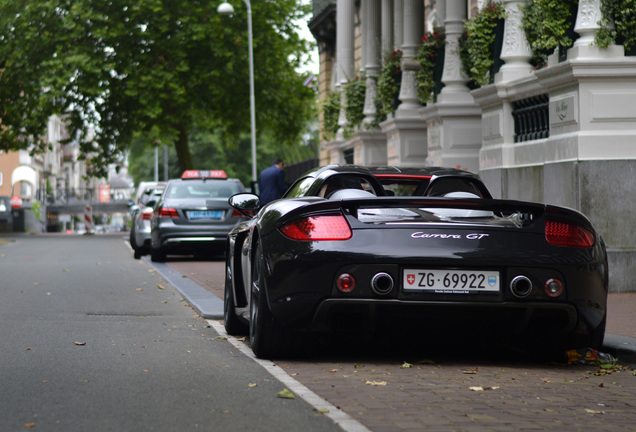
[{"x1": 223, "y1": 165, "x2": 608, "y2": 359}]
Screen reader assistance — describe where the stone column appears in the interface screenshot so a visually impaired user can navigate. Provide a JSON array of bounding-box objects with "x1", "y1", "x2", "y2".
[
  {"x1": 568, "y1": 0, "x2": 624, "y2": 59},
  {"x1": 363, "y1": 0, "x2": 382, "y2": 125},
  {"x1": 438, "y1": 0, "x2": 472, "y2": 104},
  {"x1": 393, "y1": 0, "x2": 403, "y2": 51},
  {"x1": 381, "y1": 0, "x2": 394, "y2": 55},
  {"x1": 395, "y1": 0, "x2": 423, "y2": 117},
  {"x1": 495, "y1": 0, "x2": 533, "y2": 83},
  {"x1": 336, "y1": 0, "x2": 356, "y2": 133}
]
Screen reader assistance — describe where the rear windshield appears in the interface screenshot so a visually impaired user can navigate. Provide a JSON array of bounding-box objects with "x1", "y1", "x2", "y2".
[{"x1": 166, "y1": 181, "x2": 241, "y2": 199}]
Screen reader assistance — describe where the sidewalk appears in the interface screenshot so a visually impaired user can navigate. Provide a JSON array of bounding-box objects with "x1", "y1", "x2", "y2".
[{"x1": 160, "y1": 259, "x2": 636, "y2": 365}]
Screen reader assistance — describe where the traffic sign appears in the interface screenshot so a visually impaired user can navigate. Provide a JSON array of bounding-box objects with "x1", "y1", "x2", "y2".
[{"x1": 10, "y1": 196, "x2": 22, "y2": 209}]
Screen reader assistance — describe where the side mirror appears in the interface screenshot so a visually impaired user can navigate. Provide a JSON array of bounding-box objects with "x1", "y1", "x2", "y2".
[{"x1": 229, "y1": 193, "x2": 261, "y2": 217}]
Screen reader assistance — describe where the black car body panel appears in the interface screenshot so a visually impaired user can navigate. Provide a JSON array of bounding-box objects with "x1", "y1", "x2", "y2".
[{"x1": 224, "y1": 165, "x2": 608, "y2": 358}]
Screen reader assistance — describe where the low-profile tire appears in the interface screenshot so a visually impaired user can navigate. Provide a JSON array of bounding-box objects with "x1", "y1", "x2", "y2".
[
  {"x1": 224, "y1": 263, "x2": 248, "y2": 336},
  {"x1": 581, "y1": 315, "x2": 607, "y2": 350},
  {"x1": 249, "y1": 243, "x2": 286, "y2": 358},
  {"x1": 150, "y1": 246, "x2": 166, "y2": 262}
]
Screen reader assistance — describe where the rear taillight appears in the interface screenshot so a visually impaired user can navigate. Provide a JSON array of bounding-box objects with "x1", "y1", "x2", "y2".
[
  {"x1": 280, "y1": 215, "x2": 352, "y2": 241},
  {"x1": 545, "y1": 220, "x2": 594, "y2": 248},
  {"x1": 141, "y1": 208, "x2": 153, "y2": 221},
  {"x1": 157, "y1": 207, "x2": 179, "y2": 218}
]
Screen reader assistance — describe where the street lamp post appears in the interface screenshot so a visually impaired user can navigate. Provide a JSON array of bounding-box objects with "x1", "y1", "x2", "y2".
[{"x1": 217, "y1": 1, "x2": 258, "y2": 188}]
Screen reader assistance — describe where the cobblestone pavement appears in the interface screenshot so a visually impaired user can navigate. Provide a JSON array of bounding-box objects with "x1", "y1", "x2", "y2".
[{"x1": 169, "y1": 259, "x2": 636, "y2": 432}]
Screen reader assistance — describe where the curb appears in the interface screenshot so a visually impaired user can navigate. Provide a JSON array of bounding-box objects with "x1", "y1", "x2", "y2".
[
  {"x1": 147, "y1": 258, "x2": 224, "y2": 320},
  {"x1": 603, "y1": 334, "x2": 636, "y2": 367}
]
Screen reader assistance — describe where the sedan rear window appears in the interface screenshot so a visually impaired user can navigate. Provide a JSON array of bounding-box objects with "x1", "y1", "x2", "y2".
[{"x1": 167, "y1": 181, "x2": 240, "y2": 199}]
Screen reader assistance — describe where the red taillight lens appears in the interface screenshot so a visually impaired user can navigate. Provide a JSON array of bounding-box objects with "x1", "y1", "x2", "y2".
[
  {"x1": 157, "y1": 207, "x2": 179, "y2": 218},
  {"x1": 141, "y1": 209, "x2": 153, "y2": 221},
  {"x1": 545, "y1": 220, "x2": 594, "y2": 248},
  {"x1": 280, "y1": 215, "x2": 352, "y2": 241}
]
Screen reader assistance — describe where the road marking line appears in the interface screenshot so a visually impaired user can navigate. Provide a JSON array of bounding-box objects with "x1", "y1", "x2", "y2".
[{"x1": 207, "y1": 320, "x2": 372, "y2": 432}]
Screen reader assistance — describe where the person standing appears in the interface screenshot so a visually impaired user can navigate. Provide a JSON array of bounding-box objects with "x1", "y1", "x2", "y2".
[{"x1": 259, "y1": 158, "x2": 287, "y2": 204}]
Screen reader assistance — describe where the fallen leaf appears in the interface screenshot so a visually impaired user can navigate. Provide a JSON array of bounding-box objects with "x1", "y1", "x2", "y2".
[
  {"x1": 74, "y1": 341, "x2": 86, "y2": 346},
  {"x1": 248, "y1": 383, "x2": 258, "y2": 388},
  {"x1": 316, "y1": 408, "x2": 329, "y2": 414},
  {"x1": 366, "y1": 380, "x2": 388, "y2": 386},
  {"x1": 216, "y1": 336, "x2": 228, "y2": 340},
  {"x1": 24, "y1": 422, "x2": 36, "y2": 428},
  {"x1": 26, "y1": 347, "x2": 31, "y2": 351},
  {"x1": 136, "y1": 288, "x2": 143, "y2": 291},
  {"x1": 463, "y1": 370, "x2": 478, "y2": 374},
  {"x1": 354, "y1": 363, "x2": 363, "y2": 369},
  {"x1": 157, "y1": 284, "x2": 166, "y2": 290},
  {"x1": 277, "y1": 389, "x2": 295, "y2": 399},
  {"x1": 470, "y1": 386, "x2": 499, "y2": 391},
  {"x1": 329, "y1": 369, "x2": 338, "y2": 373},
  {"x1": 401, "y1": 362, "x2": 413, "y2": 369},
  {"x1": 63, "y1": 269, "x2": 70, "y2": 272},
  {"x1": 34, "y1": 282, "x2": 40, "y2": 286},
  {"x1": 585, "y1": 409, "x2": 605, "y2": 414},
  {"x1": 237, "y1": 337, "x2": 247, "y2": 342}
]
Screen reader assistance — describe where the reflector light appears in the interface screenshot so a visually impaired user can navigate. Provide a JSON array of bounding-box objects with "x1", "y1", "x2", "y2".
[
  {"x1": 544, "y1": 278, "x2": 563, "y2": 297},
  {"x1": 280, "y1": 215, "x2": 352, "y2": 241},
  {"x1": 337, "y1": 273, "x2": 356, "y2": 293},
  {"x1": 157, "y1": 207, "x2": 179, "y2": 218},
  {"x1": 545, "y1": 220, "x2": 594, "y2": 248}
]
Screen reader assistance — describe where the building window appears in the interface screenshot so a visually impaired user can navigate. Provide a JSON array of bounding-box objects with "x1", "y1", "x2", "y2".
[
  {"x1": 343, "y1": 148, "x2": 354, "y2": 164},
  {"x1": 512, "y1": 94, "x2": 550, "y2": 143}
]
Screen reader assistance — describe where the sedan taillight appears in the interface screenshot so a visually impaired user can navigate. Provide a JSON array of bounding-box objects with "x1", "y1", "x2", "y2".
[
  {"x1": 280, "y1": 215, "x2": 352, "y2": 241},
  {"x1": 545, "y1": 220, "x2": 594, "y2": 248},
  {"x1": 141, "y1": 208, "x2": 153, "y2": 221},
  {"x1": 157, "y1": 207, "x2": 179, "y2": 218}
]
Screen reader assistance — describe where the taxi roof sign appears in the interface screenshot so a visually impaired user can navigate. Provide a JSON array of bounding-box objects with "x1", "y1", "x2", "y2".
[{"x1": 181, "y1": 170, "x2": 228, "y2": 179}]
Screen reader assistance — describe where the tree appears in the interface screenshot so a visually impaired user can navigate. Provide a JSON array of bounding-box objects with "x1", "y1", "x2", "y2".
[{"x1": 0, "y1": 0, "x2": 316, "y2": 178}]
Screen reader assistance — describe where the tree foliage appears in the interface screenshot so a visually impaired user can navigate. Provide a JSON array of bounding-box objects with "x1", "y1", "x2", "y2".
[{"x1": 0, "y1": 0, "x2": 316, "y2": 178}]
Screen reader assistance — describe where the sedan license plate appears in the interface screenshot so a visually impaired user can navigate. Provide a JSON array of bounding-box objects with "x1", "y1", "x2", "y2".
[
  {"x1": 403, "y1": 269, "x2": 500, "y2": 294},
  {"x1": 189, "y1": 210, "x2": 223, "y2": 220}
]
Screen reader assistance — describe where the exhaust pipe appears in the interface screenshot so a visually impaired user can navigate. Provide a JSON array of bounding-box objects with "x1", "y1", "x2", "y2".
[
  {"x1": 371, "y1": 272, "x2": 394, "y2": 295},
  {"x1": 510, "y1": 275, "x2": 533, "y2": 298}
]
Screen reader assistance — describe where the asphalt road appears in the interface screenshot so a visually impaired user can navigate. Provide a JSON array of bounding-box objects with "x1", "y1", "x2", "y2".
[{"x1": 0, "y1": 234, "x2": 342, "y2": 432}]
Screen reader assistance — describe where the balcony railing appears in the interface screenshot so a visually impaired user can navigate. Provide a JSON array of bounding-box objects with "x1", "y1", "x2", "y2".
[{"x1": 512, "y1": 95, "x2": 550, "y2": 143}]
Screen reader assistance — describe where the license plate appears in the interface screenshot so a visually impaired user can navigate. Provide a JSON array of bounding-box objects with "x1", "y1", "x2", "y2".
[
  {"x1": 403, "y1": 269, "x2": 500, "y2": 293},
  {"x1": 189, "y1": 210, "x2": 223, "y2": 219}
]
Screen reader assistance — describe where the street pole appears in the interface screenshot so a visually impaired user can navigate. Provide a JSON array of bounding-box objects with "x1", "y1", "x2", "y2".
[{"x1": 218, "y1": 0, "x2": 257, "y2": 187}]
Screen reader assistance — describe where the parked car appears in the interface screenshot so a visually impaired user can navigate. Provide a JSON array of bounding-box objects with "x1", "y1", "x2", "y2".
[
  {"x1": 149, "y1": 170, "x2": 246, "y2": 262},
  {"x1": 223, "y1": 165, "x2": 608, "y2": 358},
  {"x1": 130, "y1": 185, "x2": 165, "y2": 259}
]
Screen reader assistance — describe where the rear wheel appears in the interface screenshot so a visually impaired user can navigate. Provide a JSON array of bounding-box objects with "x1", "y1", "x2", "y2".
[
  {"x1": 150, "y1": 246, "x2": 165, "y2": 262},
  {"x1": 249, "y1": 243, "x2": 286, "y2": 358}
]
